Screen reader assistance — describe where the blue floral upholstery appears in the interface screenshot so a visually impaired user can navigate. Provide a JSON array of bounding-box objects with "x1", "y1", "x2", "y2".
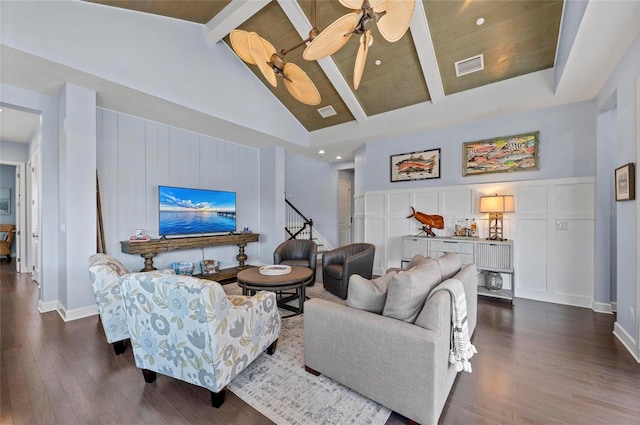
[
  {"x1": 88, "y1": 253, "x2": 175, "y2": 354},
  {"x1": 120, "y1": 271, "x2": 281, "y2": 396},
  {"x1": 88, "y1": 253, "x2": 133, "y2": 345}
]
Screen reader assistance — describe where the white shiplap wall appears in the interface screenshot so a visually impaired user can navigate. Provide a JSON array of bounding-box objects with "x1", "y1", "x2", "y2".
[
  {"x1": 354, "y1": 177, "x2": 595, "y2": 308},
  {"x1": 96, "y1": 109, "x2": 261, "y2": 272}
]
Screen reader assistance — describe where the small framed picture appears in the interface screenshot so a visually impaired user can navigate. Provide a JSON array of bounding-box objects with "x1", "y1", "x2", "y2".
[
  {"x1": 0, "y1": 188, "x2": 10, "y2": 215},
  {"x1": 390, "y1": 148, "x2": 441, "y2": 182},
  {"x1": 615, "y1": 163, "x2": 635, "y2": 201}
]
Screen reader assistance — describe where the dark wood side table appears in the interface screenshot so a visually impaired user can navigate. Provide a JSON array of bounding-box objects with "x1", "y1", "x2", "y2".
[{"x1": 236, "y1": 266, "x2": 312, "y2": 318}]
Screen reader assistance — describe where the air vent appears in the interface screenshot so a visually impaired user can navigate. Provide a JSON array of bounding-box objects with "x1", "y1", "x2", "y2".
[
  {"x1": 317, "y1": 105, "x2": 337, "y2": 118},
  {"x1": 455, "y1": 54, "x2": 484, "y2": 77}
]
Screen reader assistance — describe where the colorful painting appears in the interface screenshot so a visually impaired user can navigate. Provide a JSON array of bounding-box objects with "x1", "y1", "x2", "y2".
[
  {"x1": 390, "y1": 148, "x2": 441, "y2": 182},
  {"x1": 463, "y1": 132, "x2": 539, "y2": 176}
]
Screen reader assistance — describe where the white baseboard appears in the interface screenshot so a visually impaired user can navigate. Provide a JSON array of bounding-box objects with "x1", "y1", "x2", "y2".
[
  {"x1": 611, "y1": 302, "x2": 618, "y2": 312},
  {"x1": 38, "y1": 299, "x2": 57, "y2": 313},
  {"x1": 592, "y1": 300, "x2": 614, "y2": 314},
  {"x1": 56, "y1": 303, "x2": 98, "y2": 322},
  {"x1": 613, "y1": 322, "x2": 640, "y2": 363},
  {"x1": 515, "y1": 288, "x2": 592, "y2": 309}
]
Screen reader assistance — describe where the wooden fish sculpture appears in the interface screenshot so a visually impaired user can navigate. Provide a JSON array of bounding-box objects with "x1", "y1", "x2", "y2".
[{"x1": 407, "y1": 207, "x2": 444, "y2": 237}]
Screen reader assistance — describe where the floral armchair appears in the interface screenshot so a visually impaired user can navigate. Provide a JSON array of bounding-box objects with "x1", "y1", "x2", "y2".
[
  {"x1": 88, "y1": 253, "x2": 135, "y2": 354},
  {"x1": 120, "y1": 271, "x2": 281, "y2": 407}
]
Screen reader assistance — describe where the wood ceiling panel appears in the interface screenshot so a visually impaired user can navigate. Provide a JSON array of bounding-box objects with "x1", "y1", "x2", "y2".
[
  {"x1": 423, "y1": 0, "x2": 563, "y2": 95},
  {"x1": 227, "y1": 1, "x2": 355, "y2": 131},
  {"x1": 85, "y1": 1, "x2": 231, "y2": 24}
]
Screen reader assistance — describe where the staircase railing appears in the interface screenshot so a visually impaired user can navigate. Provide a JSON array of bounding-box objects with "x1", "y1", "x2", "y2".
[{"x1": 285, "y1": 199, "x2": 313, "y2": 240}]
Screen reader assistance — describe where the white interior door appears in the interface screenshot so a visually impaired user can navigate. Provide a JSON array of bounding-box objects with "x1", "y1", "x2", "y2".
[
  {"x1": 338, "y1": 179, "x2": 352, "y2": 246},
  {"x1": 28, "y1": 152, "x2": 40, "y2": 283}
]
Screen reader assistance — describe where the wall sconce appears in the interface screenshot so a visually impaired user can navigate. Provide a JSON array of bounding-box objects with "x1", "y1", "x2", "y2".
[{"x1": 479, "y1": 194, "x2": 515, "y2": 240}]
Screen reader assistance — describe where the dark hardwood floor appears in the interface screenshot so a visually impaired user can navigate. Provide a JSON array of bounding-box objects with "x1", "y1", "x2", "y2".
[{"x1": 2, "y1": 262, "x2": 640, "y2": 424}]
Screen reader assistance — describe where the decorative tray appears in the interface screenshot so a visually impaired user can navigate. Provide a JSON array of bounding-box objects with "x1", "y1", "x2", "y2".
[{"x1": 259, "y1": 265, "x2": 291, "y2": 276}]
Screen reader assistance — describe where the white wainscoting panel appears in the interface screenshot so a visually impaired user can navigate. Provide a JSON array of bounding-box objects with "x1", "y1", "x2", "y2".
[
  {"x1": 365, "y1": 218, "x2": 385, "y2": 272},
  {"x1": 515, "y1": 219, "x2": 548, "y2": 293},
  {"x1": 365, "y1": 194, "x2": 385, "y2": 215},
  {"x1": 388, "y1": 192, "x2": 411, "y2": 216},
  {"x1": 554, "y1": 183, "x2": 595, "y2": 215},
  {"x1": 442, "y1": 189, "x2": 473, "y2": 215},
  {"x1": 357, "y1": 177, "x2": 595, "y2": 307},
  {"x1": 548, "y1": 219, "x2": 595, "y2": 303},
  {"x1": 414, "y1": 191, "x2": 440, "y2": 214},
  {"x1": 517, "y1": 185, "x2": 548, "y2": 214},
  {"x1": 387, "y1": 218, "x2": 411, "y2": 272}
]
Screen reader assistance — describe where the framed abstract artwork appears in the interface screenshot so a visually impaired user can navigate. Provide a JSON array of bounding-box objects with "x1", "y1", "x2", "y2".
[
  {"x1": 615, "y1": 163, "x2": 635, "y2": 201},
  {"x1": 463, "y1": 131, "x2": 539, "y2": 176},
  {"x1": 390, "y1": 148, "x2": 441, "y2": 182}
]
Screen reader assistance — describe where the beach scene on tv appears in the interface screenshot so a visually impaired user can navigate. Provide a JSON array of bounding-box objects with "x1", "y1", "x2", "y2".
[{"x1": 159, "y1": 186, "x2": 236, "y2": 236}]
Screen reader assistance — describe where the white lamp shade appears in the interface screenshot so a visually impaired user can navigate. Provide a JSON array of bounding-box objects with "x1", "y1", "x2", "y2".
[{"x1": 480, "y1": 195, "x2": 515, "y2": 213}]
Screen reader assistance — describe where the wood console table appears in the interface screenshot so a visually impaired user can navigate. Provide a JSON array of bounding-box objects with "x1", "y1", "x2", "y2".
[{"x1": 120, "y1": 233, "x2": 260, "y2": 273}]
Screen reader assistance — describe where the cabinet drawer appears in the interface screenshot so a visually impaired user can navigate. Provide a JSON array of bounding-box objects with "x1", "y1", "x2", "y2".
[
  {"x1": 429, "y1": 240, "x2": 474, "y2": 255},
  {"x1": 475, "y1": 242, "x2": 513, "y2": 272},
  {"x1": 403, "y1": 237, "x2": 429, "y2": 259}
]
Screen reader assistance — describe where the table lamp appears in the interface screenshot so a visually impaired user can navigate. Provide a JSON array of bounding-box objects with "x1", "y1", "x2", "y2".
[{"x1": 479, "y1": 194, "x2": 515, "y2": 240}]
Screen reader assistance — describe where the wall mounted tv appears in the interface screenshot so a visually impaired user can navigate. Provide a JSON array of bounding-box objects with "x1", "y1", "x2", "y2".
[{"x1": 158, "y1": 186, "x2": 236, "y2": 237}]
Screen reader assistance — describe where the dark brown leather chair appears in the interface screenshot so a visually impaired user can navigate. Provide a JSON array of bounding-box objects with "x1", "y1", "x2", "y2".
[
  {"x1": 322, "y1": 243, "x2": 375, "y2": 299},
  {"x1": 273, "y1": 239, "x2": 317, "y2": 286}
]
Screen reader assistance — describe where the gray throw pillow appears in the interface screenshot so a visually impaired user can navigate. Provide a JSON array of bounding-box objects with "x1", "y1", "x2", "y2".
[
  {"x1": 382, "y1": 258, "x2": 442, "y2": 323},
  {"x1": 435, "y1": 253, "x2": 462, "y2": 280},
  {"x1": 347, "y1": 272, "x2": 396, "y2": 314}
]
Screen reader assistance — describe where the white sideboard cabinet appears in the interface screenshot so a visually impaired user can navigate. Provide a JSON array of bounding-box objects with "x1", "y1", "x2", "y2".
[{"x1": 402, "y1": 236, "x2": 514, "y2": 303}]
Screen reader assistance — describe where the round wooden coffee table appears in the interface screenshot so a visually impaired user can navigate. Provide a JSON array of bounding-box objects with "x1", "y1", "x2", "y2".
[{"x1": 237, "y1": 266, "x2": 312, "y2": 317}]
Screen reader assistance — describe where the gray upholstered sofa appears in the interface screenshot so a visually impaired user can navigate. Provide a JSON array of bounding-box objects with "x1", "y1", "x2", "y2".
[{"x1": 304, "y1": 253, "x2": 478, "y2": 425}]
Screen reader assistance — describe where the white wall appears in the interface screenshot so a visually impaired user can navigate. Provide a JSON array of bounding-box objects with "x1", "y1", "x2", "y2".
[
  {"x1": 361, "y1": 101, "x2": 596, "y2": 193},
  {"x1": 284, "y1": 151, "x2": 339, "y2": 248},
  {"x1": 259, "y1": 146, "x2": 285, "y2": 265},
  {"x1": 97, "y1": 108, "x2": 261, "y2": 272},
  {"x1": 57, "y1": 84, "x2": 97, "y2": 316},
  {"x1": 1, "y1": 84, "x2": 60, "y2": 309},
  {"x1": 0, "y1": 141, "x2": 28, "y2": 162},
  {"x1": 596, "y1": 35, "x2": 640, "y2": 360},
  {"x1": 357, "y1": 177, "x2": 595, "y2": 308}
]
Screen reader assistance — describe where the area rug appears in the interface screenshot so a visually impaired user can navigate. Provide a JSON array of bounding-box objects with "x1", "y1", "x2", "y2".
[{"x1": 224, "y1": 283, "x2": 392, "y2": 425}]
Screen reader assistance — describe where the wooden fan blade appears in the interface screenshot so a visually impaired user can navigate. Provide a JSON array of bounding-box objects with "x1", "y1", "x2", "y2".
[
  {"x1": 248, "y1": 32, "x2": 277, "y2": 87},
  {"x1": 339, "y1": 0, "x2": 384, "y2": 8},
  {"x1": 353, "y1": 32, "x2": 370, "y2": 90},
  {"x1": 375, "y1": 0, "x2": 415, "y2": 42},
  {"x1": 283, "y1": 63, "x2": 321, "y2": 106},
  {"x1": 303, "y1": 13, "x2": 358, "y2": 61},
  {"x1": 229, "y1": 30, "x2": 256, "y2": 65}
]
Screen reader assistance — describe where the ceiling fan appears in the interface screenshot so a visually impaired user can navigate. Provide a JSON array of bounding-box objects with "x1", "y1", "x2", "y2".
[
  {"x1": 229, "y1": 11, "x2": 322, "y2": 106},
  {"x1": 303, "y1": 0, "x2": 415, "y2": 89}
]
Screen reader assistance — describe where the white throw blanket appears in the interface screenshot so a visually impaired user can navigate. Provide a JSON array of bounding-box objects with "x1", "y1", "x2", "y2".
[{"x1": 428, "y1": 278, "x2": 477, "y2": 373}]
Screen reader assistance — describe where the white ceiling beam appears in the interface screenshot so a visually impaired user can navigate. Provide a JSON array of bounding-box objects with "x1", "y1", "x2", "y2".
[
  {"x1": 205, "y1": 0, "x2": 271, "y2": 44},
  {"x1": 410, "y1": 0, "x2": 445, "y2": 103},
  {"x1": 277, "y1": 0, "x2": 368, "y2": 123}
]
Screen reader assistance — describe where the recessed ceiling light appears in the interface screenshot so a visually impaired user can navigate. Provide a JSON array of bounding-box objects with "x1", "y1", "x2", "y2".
[
  {"x1": 318, "y1": 150, "x2": 325, "y2": 155},
  {"x1": 476, "y1": 17, "x2": 485, "y2": 26},
  {"x1": 375, "y1": 59, "x2": 382, "y2": 66},
  {"x1": 336, "y1": 155, "x2": 342, "y2": 160}
]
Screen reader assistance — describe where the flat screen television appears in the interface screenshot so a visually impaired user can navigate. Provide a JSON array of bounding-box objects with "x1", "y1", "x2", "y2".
[{"x1": 158, "y1": 186, "x2": 236, "y2": 236}]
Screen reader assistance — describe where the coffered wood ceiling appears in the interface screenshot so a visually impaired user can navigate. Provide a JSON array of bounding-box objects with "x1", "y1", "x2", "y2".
[{"x1": 87, "y1": 0, "x2": 563, "y2": 132}]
